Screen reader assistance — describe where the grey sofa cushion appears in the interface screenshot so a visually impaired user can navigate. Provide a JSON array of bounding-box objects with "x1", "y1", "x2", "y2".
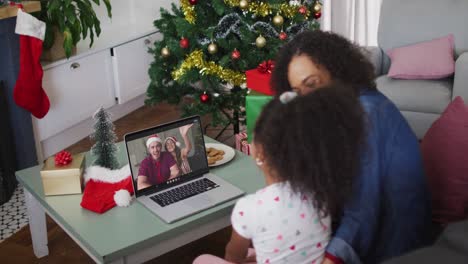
[{"x1": 376, "y1": 76, "x2": 452, "y2": 114}]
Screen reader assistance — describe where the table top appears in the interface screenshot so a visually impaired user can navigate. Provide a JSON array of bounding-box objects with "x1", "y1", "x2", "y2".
[{"x1": 15, "y1": 137, "x2": 265, "y2": 263}]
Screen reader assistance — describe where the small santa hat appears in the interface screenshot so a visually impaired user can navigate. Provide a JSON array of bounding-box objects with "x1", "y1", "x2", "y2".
[
  {"x1": 146, "y1": 134, "x2": 162, "y2": 148},
  {"x1": 80, "y1": 165, "x2": 134, "y2": 214},
  {"x1": 164, "y1": 136, "x2": 181, "y2": 149}
]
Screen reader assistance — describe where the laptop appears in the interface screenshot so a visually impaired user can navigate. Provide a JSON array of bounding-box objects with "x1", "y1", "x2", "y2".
[{"x1": 124, "y1": 116, "x2": 245, "y2": 223}]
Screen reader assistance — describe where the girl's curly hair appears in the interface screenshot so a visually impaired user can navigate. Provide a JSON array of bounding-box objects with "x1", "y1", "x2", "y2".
[
  {"x1": 254, "y1": 84, "x2": 365, "y2": 219},
  {"x1": 271, "y1": 30, "x2": 376, "y2": 95}
]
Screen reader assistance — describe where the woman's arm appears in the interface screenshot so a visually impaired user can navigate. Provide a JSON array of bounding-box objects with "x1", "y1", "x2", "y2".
[
  {"x1": 137, "y1": 176, "x2": 151, "y2": 190},
  {"x1": 179, "y1": 124, "x2": 193, "y2": 159},
  {"x1": 325, "y1": 105, "x2": 381, "y2": 264},
  {"x1": 225, "y1": 229, "x2": 251, "y2": 263}
]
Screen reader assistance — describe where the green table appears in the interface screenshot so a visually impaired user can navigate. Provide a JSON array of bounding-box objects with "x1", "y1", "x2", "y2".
[{"x1": 16, "y1": 137, "x2": 264, "y2": 263}]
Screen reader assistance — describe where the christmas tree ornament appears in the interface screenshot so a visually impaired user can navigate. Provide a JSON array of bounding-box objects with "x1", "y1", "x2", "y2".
[
  {"x1": 239, "y1": 0, "x2": 249, "y2": 10},
  {"x1": 161, "y1": 47, "x2": 171, "y2": 57},
  {"x1": 256, "y1": 35, "x2": 267, "y2": 48},
  {"x1": 172, "y1": 50, "x2": 245, "y2": 86},
  {"x1": 273, "y1": 14, "x2": 284, "y2": 27},
  {"x1": 181, "y1": 0, "x2": 196, "y2": 24},
  {"x1": 188, "y1": 0, "x2": 198, "y2": 5},
  {"x1": 314, "y1": 11, "x2": 322, "y2": 19},
  {"x1": 279, "y1": 31, "x2": 288, "y2": 41},
  {"x1": 200, "y1": 92, "x2": 210, "y2": 103},
  {"x1": 298, "y1": 5, "x2": 307, "y2": 15},
  {"x1": 208, "y1": 42, "x2": 218, "y2": 54},
  {"x1": 13, "y1": 9, "x2": 50, "y2": 119},
  {"x1": 231, "y1": 49, "x2": 241, "y2": 60},
  {"x1": 213, "y1": 93, "x2": 220, "y2": 97},
  {"x1": 313, "y1": 1, "x2": 322, "y2": 13},
  {"x1": 289, "y1": 0, "x2": 301, "y2": 6},
  {"x1": 180, "y1": 37, "x2": 190, "y2": 49}
]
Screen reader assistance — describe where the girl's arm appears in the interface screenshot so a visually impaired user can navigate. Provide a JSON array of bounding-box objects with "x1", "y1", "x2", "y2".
[
  {"x1": 225, "y1": 228, "x2": 251, "y2": 263},
  {"x1": 179, "y1": 124, "x2": 193, "y2": 159}
]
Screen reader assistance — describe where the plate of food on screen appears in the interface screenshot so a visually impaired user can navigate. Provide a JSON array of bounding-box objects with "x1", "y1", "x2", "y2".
[{"x1": 205, "y1": 143, "x2": 235, "y2": 167}]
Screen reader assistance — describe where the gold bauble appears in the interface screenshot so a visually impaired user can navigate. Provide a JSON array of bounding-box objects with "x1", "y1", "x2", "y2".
[
  {"x1": 273, "y1": 15, "x2": 284, "y2": 27},
  {"x1": 256, "y1": 35, "x2": 267, "y2": 48},
  {"x1": 313, "y1": 1, "x2": 322, "y2": 13},
  {"x1": 161, "y1": 47, "x2": 170, "y2": 58},
  {"x1": 239, "y1": 0, "x2": 249, "y2": 10},
  {"x1": 208, "y1": 43, "x2": 218, "y2": 54}
]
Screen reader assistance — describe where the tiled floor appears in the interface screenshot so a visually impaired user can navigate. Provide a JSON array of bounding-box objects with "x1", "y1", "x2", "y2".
[{"x1": 0, "y1": 185, "x2": 28, "y2": 242}]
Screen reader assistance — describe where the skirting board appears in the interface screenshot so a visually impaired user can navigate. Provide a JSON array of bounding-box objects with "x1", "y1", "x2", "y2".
[{"x1": 33, "y1": 94, "x2": 146, "y2": 161}]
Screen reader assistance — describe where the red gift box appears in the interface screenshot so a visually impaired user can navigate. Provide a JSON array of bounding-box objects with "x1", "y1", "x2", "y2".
[{"x1": 245, "y1": 60, "x2": 275, "y2": 96}]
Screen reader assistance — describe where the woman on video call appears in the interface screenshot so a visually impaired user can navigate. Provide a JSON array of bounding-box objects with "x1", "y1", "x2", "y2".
[
  {"x1": 137, "y1": 134, "x2": 180, "y2": 190},
  {"x1": 164, "y1": 124, "x2": 194, "y2": 176}
]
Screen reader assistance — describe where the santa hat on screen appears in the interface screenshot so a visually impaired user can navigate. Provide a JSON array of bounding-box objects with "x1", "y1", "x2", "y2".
[
  {"x1": 146, "y1": 134, "x2": 162, "y2": 148},
  {"x1": 164, "y1": 136, "x2": 181, "y2": 149},
  {"x1": 80, "y1": 164, "x2": 134, "y2": 214}
]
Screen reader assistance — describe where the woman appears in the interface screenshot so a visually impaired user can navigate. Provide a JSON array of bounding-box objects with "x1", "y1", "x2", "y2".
[
  {"x1": 137, "y1": 134, "x2": 179, "y2": 190},
  {"x1": 164, "y1": 124, "x2": 194, "y2": 175},
  {"x1": 271, "y1": 30, "x2": 432, "y2": 264}
]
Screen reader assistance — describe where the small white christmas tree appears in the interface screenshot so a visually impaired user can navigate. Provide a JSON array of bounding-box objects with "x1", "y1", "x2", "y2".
[{"x1": 90, "y1": 107, "x2": 119, "y2": 170}]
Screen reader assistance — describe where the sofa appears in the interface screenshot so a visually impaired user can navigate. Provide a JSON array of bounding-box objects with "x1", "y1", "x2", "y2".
[{"x1": 365, "y1": 0, "x2": 468, "y2": 139}]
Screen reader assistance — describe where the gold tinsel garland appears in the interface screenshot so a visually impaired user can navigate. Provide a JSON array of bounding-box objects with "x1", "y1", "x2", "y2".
[
  {"x1": 181, "y1": 0, "x2": 196, "y2": 24},
  {"x1": 172, "y1": 50, "x2": 246, "y2": 86},
  {"x1": 224, "y1": 0, "x2": 304, "y2": 19}
]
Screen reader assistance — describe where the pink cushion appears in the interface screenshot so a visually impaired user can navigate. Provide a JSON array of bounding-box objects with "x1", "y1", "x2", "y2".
[
  {"x1": 387, "y1": 34, "x2": 455, "y2": 79},
  {"x1": 421, "y1": 96, "x2": 468, "y2": 225}
]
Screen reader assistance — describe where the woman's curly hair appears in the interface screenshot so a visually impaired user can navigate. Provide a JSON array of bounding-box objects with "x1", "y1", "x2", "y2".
[
  {"x1": 271, "y1": 30, "x2": 376, "y2": 95},
  {"x1": 254, "y1": 83, "x2": 365, "y2": 219}
]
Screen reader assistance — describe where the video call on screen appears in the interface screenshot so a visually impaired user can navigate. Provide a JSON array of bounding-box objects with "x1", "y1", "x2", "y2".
[{"x1": 126, "y1": 120, "x2": 206, "y2": 190}]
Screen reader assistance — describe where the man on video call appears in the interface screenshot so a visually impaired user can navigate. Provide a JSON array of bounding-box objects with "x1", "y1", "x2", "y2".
[{"x1": 137, "y1": 135, "x2": 179, "y2": 190}]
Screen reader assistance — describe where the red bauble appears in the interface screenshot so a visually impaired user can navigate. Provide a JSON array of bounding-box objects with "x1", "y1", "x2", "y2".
[
  {"x1": 188, "y1": 0, "x2": 198, "y2": 5},
  {"x1": 279, "y1": 31, "x2": 288, "y2": 41},
  {"x1": 298, "y1": 6, "x2": 307, "y2": 15},
  {"x1": 231, "y1": 49, "x2": 241, "y2": 60},
  {"x1": 314, "y1": 12, "x2": 322, "y2": 19},
  {"x1": 180, "y1": 38, "x2": 190, "y2": 49},
  {"x1": 200, "y1": 92, "x2": 210, "y2": 103}
]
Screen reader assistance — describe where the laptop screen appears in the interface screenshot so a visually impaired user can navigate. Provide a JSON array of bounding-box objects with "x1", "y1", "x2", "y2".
[{"x1": 124, "y1": 116, "x2": 209, "y2": 196}]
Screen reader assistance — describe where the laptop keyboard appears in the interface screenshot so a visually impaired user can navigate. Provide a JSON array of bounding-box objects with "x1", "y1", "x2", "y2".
[{"x1": 150, "y1": 178, "x2": 220, "y2": 207}]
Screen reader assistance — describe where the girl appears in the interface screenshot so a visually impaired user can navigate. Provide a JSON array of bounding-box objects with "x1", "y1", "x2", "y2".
[
  {"x1": 194, "y1": 84, "x2": 365, "y2": 264},
  {"x1": 164, "y1": 124, "x2": 193, "y2": 175}
]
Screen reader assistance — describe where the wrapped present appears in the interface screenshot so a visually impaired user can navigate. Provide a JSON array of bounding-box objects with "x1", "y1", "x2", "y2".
[
  {"x1": 245, "y1": 60, "x2": 275, "y2": 95},
  {"x1": 235, "y1": 131, "x2": 252, "y2": 156},
  {"x1": 235, "y1": 132, "x2": 248, "y2": 152},
  {"x1": 246, "y1": 91, "x2": 273, "y2": 142},
  {"x1": 241, "y1": 140, "x2": 251, "y2": 156},
  {"x1": 40, "y1": 152, "x2": 86, "y2": 196}
]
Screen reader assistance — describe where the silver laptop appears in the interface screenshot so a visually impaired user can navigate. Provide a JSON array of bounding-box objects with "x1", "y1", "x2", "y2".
[{"x1": 124, "y1": 116, "x2": 244, "y2": 223}]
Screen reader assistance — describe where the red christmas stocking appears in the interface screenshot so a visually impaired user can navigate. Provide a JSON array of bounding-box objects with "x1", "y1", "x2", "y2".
[{"x1": 13, "y1": 9, "x2": 50, "y2": 119}]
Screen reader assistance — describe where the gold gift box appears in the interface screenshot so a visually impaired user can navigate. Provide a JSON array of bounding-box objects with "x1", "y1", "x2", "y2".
[{"x1": 40, "y1": 153, "x2": 86, "y2": 196}]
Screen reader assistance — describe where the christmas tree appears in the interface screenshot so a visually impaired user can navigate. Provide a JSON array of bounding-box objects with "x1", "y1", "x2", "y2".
[
  {"x1": 146, "y1": 0, "x2": 322, "y2": 131},
  {"x1": 90, "y1": 107, "x2": 119, "y2": 170}
]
